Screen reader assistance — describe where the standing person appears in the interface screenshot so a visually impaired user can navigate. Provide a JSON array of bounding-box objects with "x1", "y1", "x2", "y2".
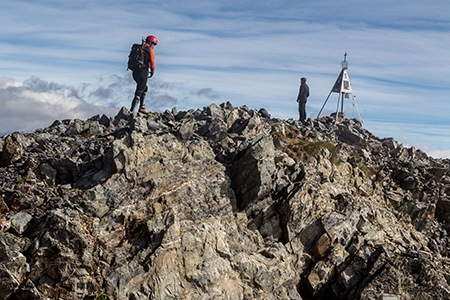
[
  {"x1": 130, "y1": 35, "x2": 157, "y2": 114},
  {"x1": 296, "y1": 77, "x2": 310, "y2": 122}
]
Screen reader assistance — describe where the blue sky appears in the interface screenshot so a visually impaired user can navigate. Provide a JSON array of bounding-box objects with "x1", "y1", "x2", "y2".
[{"x1": 1, "y1": 0, "x2": 450, "y2": 158}]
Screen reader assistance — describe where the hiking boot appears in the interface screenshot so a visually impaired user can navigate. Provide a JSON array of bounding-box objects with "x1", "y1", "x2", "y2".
[{"x1": 138, "y1": 105, "x2": 149, "y2": 114}]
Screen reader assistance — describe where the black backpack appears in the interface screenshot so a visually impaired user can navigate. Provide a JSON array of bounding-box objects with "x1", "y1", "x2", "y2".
[{"x1": 127, "y1": 41, "x2": 145, "y2": 71}]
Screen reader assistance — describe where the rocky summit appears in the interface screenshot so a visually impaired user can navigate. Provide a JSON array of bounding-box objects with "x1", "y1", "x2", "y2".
[{"x1": 1, "y1": 102, "x2": 450, "y2": 300}]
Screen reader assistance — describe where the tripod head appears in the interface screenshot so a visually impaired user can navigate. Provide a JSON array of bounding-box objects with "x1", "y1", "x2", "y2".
[{"x1": 341, "y1": 52, "x2": 348, "y2": 69}]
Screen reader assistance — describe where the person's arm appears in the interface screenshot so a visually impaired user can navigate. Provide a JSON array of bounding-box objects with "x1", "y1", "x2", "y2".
[
  {"x1": 297, "y1": 86, "x2": 302, "y2": 102},
  {"x1": 297, "y1": 85, "x2": 304, "y2": 101},
  {"x1": 149, "y1": 48, "x2": 155, "y2": 77}
]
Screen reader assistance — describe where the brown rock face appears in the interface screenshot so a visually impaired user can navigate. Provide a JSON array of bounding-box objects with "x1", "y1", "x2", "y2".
[{"x1": 1, "y1": 134, "x2": 22, "y2": 166}]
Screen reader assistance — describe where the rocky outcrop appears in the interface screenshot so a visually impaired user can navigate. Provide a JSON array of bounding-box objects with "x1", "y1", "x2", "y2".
[{"x1": 1, "y1": 102, "x2": 449, "y2": 300}]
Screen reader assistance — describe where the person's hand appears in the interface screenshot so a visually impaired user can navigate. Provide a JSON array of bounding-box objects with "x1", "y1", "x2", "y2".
[{"x1": 149, "y1": 71, "x2": 154, "y2": 78}]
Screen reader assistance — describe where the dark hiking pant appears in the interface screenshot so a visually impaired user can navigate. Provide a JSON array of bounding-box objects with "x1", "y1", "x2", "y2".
[
  {"x1": 298, "y1": 99, "x2": 307, "y2": 122},
  {"x1": 131, "y1": 69, "x2": 149, "y2": 109}
]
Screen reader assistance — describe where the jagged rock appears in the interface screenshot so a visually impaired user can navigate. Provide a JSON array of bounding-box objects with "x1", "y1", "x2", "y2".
[
  {"x1": 336, "y1": 122, "x2": 367, "y2": 147},
  {"x1": 177, "y1": 119, "x2": 195, "y2": 140},
  {"x1": 231, "y1": 134, "x2": 277, "y2": 209},
  {"x1": 99, "y1": 114, "x2": 111, "y2": 127},
  {"x1": 39, "y1": 163, "x2": 57, "y2": 185},
  {"x1": 113, "y1": 106, "x2": 132, "y2": 126},
  {"x1": 436, "y1": 198, "x2": 450, "y2": 223},
  {"x1": 87, "y1": 120, "x2": 103, "y2": 135},
  {"x1": 11, "y1": 278, "x2": 43, "y2": 300},
  {"x1": 0, "y1": 264, "x2": 20, "y2": 299},
  {"x1": 0, "y1": 102, "x2": 449, "y2": 300},
  {"x1": 382, "y1": 138, "x2": 398, "y2": 150},
  {"x1": 64, "y1": 119, "x2": 85, "y2": 136},
  {"x1": 205, "y1": 102, "x2": 226, "y2": 119},
  {"x1": 310, "y1": 233, "x2": 332, "y2": 262},
  {"x1": 1, "y1": 134, "x2": 23, "y2": 166},
  {"x1": 0, "y1": 233, "x2": 28, "y2": 298},
  {"x1": 9, "y1": 211, "x2": 32, "y2": 234},
  {"x1": 131, "y1": 115, "x2": 149, "y2": 132}
]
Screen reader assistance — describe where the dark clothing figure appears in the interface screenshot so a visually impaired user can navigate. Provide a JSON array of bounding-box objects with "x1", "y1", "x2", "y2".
[
  {"x1": 296, "y1": 77, "x2": 309, "y2": 122},
  {"x1": 130, "y1": 35, "x2": 157, "y2": 114}
]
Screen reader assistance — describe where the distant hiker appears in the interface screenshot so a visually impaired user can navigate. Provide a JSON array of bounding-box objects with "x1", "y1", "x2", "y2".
[
  {"x1": 128, "y1": 35, "x2": 157, "y2": 114},
  {"x1": 296, "y1": 77, "x2": 309, "y2": 122}
]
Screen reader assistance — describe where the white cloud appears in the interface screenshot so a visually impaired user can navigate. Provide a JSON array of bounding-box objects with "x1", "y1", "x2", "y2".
[
  {"x1": 427, "y1": 149, "x2": 450, "y2": 160},
  {"x1": 0, "y1": 78, "x2": 24, "y2": 89},
  {"x1": 0, "y1": 77, "x2": 117, "y2": 135}
]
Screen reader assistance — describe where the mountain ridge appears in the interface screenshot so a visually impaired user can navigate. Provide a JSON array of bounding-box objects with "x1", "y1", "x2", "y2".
[{"x1": 1, "y1": 102, "x2": 449, "y2": 300}]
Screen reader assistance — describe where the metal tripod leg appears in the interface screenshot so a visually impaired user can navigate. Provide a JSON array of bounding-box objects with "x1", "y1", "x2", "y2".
[
  {"x1": 352, "y1": 94, "x2": 362, "y2": 121},
  {"x1": 335, "y1": 93, "x2": 342, "y2": 123},
  {"x1": 317, "y1": 90, "x2": 333, "y2": 118}
]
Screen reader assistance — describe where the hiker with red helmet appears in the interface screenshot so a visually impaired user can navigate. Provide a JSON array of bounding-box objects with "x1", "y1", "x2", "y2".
[{"x1": 129, "y1": 35, "x2": 157, "y2": 114}]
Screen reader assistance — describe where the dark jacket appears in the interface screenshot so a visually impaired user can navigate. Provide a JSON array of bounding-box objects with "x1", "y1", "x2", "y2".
[{"x1": 297, "y1": 83, "x2": 310, "y2": 102}]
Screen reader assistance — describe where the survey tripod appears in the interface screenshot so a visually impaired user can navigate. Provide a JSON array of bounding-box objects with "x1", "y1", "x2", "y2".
[{"x1": 317, "y1": 53, "x2": 361, "y2": 123}]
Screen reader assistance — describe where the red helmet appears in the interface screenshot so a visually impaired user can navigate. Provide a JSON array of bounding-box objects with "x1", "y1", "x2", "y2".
[{"x1": 146, "y1": 35, "x2": 158, "y2": 45}]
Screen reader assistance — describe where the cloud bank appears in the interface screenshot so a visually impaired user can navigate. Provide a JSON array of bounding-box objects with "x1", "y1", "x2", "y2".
[
  {"x1": 0, "y1": 73, "x2": 211, "y2": 136},
  {"x1": 0, "y1": 77, "x2": 117, "y2": 135}
]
